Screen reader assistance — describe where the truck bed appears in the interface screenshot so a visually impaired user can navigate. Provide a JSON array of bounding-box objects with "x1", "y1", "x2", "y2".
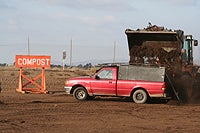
[{"x1": 118, "y1": 65, "x2": 165, "y2": 82}]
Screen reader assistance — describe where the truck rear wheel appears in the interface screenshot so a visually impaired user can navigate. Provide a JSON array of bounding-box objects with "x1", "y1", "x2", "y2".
[
  {"x1": 73, "y1": 87, "x2": 88, "y2": 101},
  {"x1": 132, "y1": 89, "x2": 148, "y2": 104}
]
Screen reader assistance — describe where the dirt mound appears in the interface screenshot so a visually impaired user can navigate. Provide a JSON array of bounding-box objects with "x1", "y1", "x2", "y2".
[
  {"x1": 129, "y1": 45, "x2": 180, "y2": 65},
  {"x1": 174, "y1": 71, "x2": 200, "y2": 103}
]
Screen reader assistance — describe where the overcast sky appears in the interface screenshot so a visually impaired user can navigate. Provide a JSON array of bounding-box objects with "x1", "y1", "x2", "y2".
[{"x1": 1, "y1": 0, "x2": 200, "y2": 65}]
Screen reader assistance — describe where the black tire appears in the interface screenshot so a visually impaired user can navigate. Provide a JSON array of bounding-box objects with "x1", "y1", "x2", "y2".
[
  {"x1": 132, "y1": 89, "x2": 148, "y2": 104},
  {"x1": 73, "y1": 87, "x2": 88, "y2": 101},
  {"x1": 160, "y1": 99, "x2": 170, "y2": 104},
  {"x1": 88, "y1": 96, "x2": 95, "y2": 100}
]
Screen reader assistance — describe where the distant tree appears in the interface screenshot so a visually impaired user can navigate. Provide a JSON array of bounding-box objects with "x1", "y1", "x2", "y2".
[
  {"x1": 76, "y1": 63, "x2": 93, "y2": 69},
  {"x1": 50, "y1": 64, "x2": 62, "y2": 68},
  {"x1": 77, "y1": 64, "x2": 83, "y2": 68},
  {"x1": 0, "y1": 63, "x2": 8, "y2": 66},
  {"x1": 83, "y1": 63, "x2": 92, "y2": 69}
]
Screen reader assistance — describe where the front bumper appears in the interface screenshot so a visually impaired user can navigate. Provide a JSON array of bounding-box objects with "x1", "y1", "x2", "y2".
[{"x1": 64, "y1": 86, "x2": 72, "y2": 94}]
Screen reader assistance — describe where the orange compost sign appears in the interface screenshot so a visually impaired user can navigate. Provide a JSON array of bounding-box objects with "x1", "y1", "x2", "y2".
[{"x1": 15, "y1": 55, "x2": 51, "y2": 68}]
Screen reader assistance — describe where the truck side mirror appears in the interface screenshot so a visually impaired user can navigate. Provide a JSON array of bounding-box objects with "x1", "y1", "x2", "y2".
[
  {"x1": 95, "y1": 75, "x2": 100, "y2": 80},
  {"x1": 194, "y1": 40, "x2": 198, "y2": 46}
]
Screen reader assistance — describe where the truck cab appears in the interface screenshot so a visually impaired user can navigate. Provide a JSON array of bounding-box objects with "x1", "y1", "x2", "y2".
[{"x1": 91, "y1": 67, "x2": 117, "y2": 96}]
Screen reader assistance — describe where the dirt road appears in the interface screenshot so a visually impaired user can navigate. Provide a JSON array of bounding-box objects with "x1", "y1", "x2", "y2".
[
  {"x1": 0, "y1": 67, "x2": 199, "y2": 132},
  {"x1": 0, "y1": 89, "x2": 200, "y2": 133}
]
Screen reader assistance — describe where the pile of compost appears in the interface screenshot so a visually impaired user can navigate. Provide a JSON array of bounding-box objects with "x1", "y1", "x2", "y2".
[{"x1": 129, "y1": 44, "x2": 200, "y2": 103}]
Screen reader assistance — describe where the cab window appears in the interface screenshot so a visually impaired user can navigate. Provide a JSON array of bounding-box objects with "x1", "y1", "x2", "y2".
[{"x1": 97, "y1": 70, "x2": 113, "y2": 80}]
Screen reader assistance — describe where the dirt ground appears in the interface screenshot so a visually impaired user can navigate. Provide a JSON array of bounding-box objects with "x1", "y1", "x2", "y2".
[{"x1": 0, "y1": 67, "x2": 200, "y2": 133}]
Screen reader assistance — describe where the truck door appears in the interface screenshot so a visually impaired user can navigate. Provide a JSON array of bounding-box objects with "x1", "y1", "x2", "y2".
[{"x1": 90, "y1": 68, "x2": 117, "y2": 95}]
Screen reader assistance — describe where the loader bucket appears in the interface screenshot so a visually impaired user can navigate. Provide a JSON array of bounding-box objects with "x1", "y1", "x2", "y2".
[{"x1": 125, "y1": 28, "x2": 184, "y2": 65}]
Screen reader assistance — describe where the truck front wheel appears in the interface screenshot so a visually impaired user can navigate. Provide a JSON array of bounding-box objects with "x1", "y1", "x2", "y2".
[
  {"x1": 132, "y1": 89, "x2": 148, "y2": 104},
  {"x1": 73, "y1": 87, "x2": 88, "y2": 101}
]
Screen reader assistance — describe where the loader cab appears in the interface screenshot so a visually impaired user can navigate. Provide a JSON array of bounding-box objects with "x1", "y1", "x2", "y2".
[{"x1": 182, "y1": 35, "x2": 198, "y2": 64}]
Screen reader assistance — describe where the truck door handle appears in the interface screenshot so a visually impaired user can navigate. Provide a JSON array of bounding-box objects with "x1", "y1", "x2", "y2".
[{"x1": 109, "y1": 81, "x2": 112, "y2": 84}]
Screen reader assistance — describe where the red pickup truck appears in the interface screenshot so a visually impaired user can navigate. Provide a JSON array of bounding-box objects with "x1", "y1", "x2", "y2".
[{"x1": 64, "y1": 65, "x2": 168, "y2": 104}]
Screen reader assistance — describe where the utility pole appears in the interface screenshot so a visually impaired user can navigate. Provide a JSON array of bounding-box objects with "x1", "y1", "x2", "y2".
[
  {"x1": 62, "y1": 50, "x2": 66, "y2": 70},
  {"x1": 0, "y1": 68, "x2": 2, "y2": 93},
  {"x1": 28, "y1": 35, "x2": 30, "y2": 55},
  {"x1": 70, "y1": 37, "x2": 72, "y2": 67},
  {"x1": 113, "y1": 40, "x2": 116, "y2": 63}
]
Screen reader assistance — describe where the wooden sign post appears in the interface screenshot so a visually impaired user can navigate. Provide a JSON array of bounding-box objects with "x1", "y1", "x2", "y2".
[{"x1": 15, "y1": 55, "x2": 51, "y2": 94}]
